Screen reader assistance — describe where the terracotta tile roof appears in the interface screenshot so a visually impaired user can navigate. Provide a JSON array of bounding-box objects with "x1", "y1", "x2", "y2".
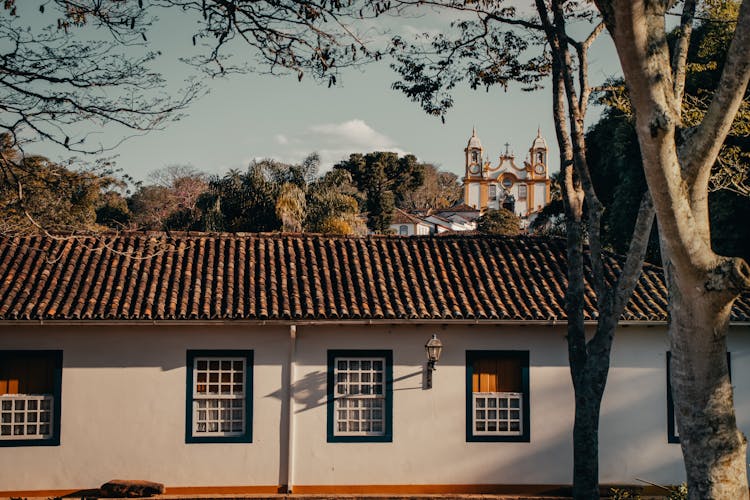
[
  {"x1": 391, "y1": 209, "x2": 428, "y2": 226},
  {"x1": 0, "y1": 233, "x2": 747, "y2": 322}
]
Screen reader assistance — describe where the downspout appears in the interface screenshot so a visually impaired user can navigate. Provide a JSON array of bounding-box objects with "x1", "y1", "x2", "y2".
[{"x1": 285, "y1": 324, "x2": 297, "y2": 493}]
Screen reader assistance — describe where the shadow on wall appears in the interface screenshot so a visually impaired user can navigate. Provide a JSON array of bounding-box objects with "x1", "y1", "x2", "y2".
[{"x1": 265, "y1": 368, "x2": 424, "y2": 413}]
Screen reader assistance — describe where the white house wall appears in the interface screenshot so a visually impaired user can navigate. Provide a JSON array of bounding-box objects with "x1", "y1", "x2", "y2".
[
  {"x1": 0, "y1": 325, "x2": 289, "y2": 493},
  {"x1": 1, "y1": 323, "x2": 748, "y2": 493}
]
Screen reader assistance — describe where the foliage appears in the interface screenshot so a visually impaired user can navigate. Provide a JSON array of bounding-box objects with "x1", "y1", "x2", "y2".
[
  {"x1": 595, "y1": 0, "x2": 750, "y2": 197},
  {"x1": 334, "y1": 152, "x2": 426, "y2": 233},
  {"x1": 0, "y1": 1, "x2": 199, "y2": 153},
  {"x1": 587, "y1": 1, "x2": 750, "y2": 262},
  {"x1": 528, "y1": 172, "x2": 566, "y2": 237},
  {"x1": 96, "y1": 190, "x2": 131, "y2": 229},
  {"x1": 388, "y1": 8, "x2": 550, "y2": 120},
  {"x1": 476, "y1": 208, "x2": 521, "y2": 235},
  {"x1": 305, "y1": 169, "x2": 364, "y2": 235},
  {"x1": 399, "y1": 164, "x2": 462, "y2": 211},
  {"x1": 276, "y1": 183, "x2": 306, "y2": 232},
  {"x1": 127, "y1": 166, "x2": 208, "y2": 231},
  {"x1": 154, "y1": 0, "x2": 382, "y2": 83},
  {"x1": 0, "y1": 138, "x2": 122, "y2": 233}
]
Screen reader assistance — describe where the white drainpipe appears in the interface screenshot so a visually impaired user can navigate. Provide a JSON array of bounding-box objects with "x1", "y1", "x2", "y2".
[{"x1": 286, "y1": 324, "x2": 297, "y2": 493}]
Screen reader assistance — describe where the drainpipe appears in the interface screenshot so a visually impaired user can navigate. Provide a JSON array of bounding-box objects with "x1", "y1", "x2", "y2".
[{"x1": 285, "y1": 324, "x2": 297, "y2": 493}]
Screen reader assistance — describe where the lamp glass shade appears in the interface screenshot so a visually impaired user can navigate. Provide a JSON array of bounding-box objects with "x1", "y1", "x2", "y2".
[{"x1": 425, "y1": 334, "x2": 443, "y2": 363}]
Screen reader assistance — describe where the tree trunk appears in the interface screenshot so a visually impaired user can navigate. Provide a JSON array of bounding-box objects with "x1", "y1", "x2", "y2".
[
  {"x1": 667, "y1": 263, "x2": 748, "y2": 499},
  {"x1": 593, "y1": 1, "x2": 750, "y2": 497},
  {"x1": 572, "y1": 371, "x2": 605, "y2": 500}
]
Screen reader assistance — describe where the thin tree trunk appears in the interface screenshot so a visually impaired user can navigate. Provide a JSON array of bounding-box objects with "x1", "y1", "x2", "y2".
[{"x1": 572, "y1": 367, "x2": 606, "y2": 500}]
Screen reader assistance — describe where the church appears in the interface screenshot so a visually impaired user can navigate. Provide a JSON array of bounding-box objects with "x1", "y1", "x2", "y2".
[{"x1": 462, "y1": 128, "x2": 551, "y2": 223}]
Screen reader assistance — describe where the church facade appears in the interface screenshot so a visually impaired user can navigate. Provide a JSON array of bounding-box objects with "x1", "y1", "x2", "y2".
[{"x1": 462, "y1": 128, "x2": 551, "y2": 222}]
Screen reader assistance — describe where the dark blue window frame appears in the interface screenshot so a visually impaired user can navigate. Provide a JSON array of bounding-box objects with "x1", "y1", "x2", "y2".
[
  {"x1": 667, "y1": 351, "x2": 731, "y2": 444},
  {"x1": 466, "y1": 350, "x2": 530, "y2": 443},
  {"x1": 327, "y1": 349, "x2": 393, "y2": 443},
  {"x1": 185, "y1": 349, "x2": 253, "y2": 444},
  {"x1": 0, "y1": 350, "x2": 63, "y2": 447}
]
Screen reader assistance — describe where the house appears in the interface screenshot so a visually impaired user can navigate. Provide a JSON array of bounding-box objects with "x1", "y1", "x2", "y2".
[
  {"x1": 462, "y1": 128, "x2": 552, "y2": 221},
  {"x1": 0, "y1": 233, "x2": 748, "y2": 497},
  {"x1": 389, "y1": 209, "x2": 435, "y2": 236},
  {"x1": 389, "y1": 206, "x2": 480, "y2": 236}
]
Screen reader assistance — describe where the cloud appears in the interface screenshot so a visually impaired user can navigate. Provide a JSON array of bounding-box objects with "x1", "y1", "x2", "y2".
[
  {"x1": 274, "y1": 134, "x2": 289, "y2": 145},
  {"x1": 270, "y1": 119, "x2": 408, "y2": 170}
]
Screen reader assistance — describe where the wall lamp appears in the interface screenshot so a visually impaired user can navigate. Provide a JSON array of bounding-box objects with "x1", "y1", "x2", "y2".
[{"x1": 424, "y1": 333, "x2": 443, "y2": 389}]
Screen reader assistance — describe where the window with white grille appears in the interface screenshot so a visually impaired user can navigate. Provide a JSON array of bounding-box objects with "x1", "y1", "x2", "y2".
[
  {"x1": 473, "y1": 392, "x2": 523, "y2": 435},
  {"x1": 334, "y1": 358, "x2": 385, "y2": 436},
  {"x1": 0, "y1": 395, "x2": 54, "y2": 440},
  {"x1": 0, "y1": 350, "x2": 62, "y2": 446},
  {"x1": 187, "y1": 351, "x2": 252, "y2": 443},
  {"x1": 466, "y1": 351, "x2": 529, "y2": 442},
  {"x1": 328, "y1": 350, "x2": 392, "y2": 442}
]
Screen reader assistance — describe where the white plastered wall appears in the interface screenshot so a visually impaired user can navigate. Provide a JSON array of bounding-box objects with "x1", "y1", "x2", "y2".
[
  {"x1": 534, "y1": 183, "x2": 547, "y2": 212},
  {"x1": 467, "y1": 183, "x2": 481, "y2": 209},
  {"x1": 0, "y1": 322, "x2": 748, "y2": 490},
  {"x1": 0, "y1": 325, "x2": 289, "y2": 491}
]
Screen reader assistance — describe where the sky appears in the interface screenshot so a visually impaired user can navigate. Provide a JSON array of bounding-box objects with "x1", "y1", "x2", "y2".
[{"x1": 27, "y1": 4, "x2": 623, "y2": 184}]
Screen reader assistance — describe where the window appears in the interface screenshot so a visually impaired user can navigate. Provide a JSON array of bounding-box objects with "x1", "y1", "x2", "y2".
[
  {"x1": 186, "y1": 350, "x2": 253, "y2": 443},
  {"x1": 667, "y1": 351, "x2": 731, "y2": 443},
  {"x1": 327, "y1": 350, "x2": 392, "y2": 442},
  {"x1": 0, "y1": 350, "x2": 62, "y2": 447},
  {"x1": 472, "y1": 150, "x2": 480, "y2": 163},
  {"x1": 537, "y1": 151, "x2": 544, "y2": 164},
  {"x1": 502, "y1": 177, "x2": 513, "y2": 189},
  {"x1": 399, "y1": 225, "x2": 408, "y2": 236},
  {"x1": 466, "y1": 350, "x2": 529, "y2": 442},
  {"x1": 489, "y1": 184, "x2": 497, "y2": 200},
  {"x1": 518, "y1": 184, "x2": 528, "y2": 200}
]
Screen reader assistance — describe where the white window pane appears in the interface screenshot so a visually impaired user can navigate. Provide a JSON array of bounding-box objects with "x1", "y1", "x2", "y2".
[
  {"x1": 0, "y1": 395, "x2": 55, "y2": 440},
  {"x1": 192, "y1": 356, "x2": 248, "y2": 437},
  {"x1": 333, "y1": 357, "x2": 387, "y2": 437}
]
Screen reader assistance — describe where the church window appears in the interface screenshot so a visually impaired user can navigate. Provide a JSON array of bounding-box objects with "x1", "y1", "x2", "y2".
[
  {"x1": 489, "y1": 185, "x2": 497, "y2": 200},
  {"x1": 536, "y1": 151, "x2": 544, "y2": 164},
  {"x1": 502, "y1": 178, "x2": 513, "y2": 189},
  {"x1": 399, "y1": 225, "x2": 408, "y2": 236},
  {"x1": 518, "y1": 184, "x2": 528, "y2": 199},
  {"x1": 472, "y1": 151, "x2": 480, "y2": 163}
]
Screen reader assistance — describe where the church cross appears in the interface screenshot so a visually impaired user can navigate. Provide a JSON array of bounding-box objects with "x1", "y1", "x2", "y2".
[{"x1": 504, "y1": 142, "x2": 510, "y2": 155}]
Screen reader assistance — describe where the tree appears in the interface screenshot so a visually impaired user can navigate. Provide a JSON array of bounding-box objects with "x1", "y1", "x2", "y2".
[
  {"x1": 398, "y1": 164, "x2": 462, "y2": 211},
  {"x1": 276, "y1": 183, "x2": 306, "y2": 232},
  {"x1": 476, "y1": 208, "x2": 521, "y2": 235},
  {"x1": 0, "y1": 136, "x2": 121, "y2": 233},
  {"x1": 154, "y1": 0, "x2": 381, "y2": 83},
  {"x1": 96, "y1": 190, "x2": 131, "y2": 229},
  {"x1": 0, "y1": 1, "x2": 198, "y2": 152},
  {"x1": 305, "y1": 169, "x2": 365, "y2": 235},
  {"x1": 384, "y1": 2, "x2": 655, "y2": 497},
  {"x1": 194, "y1": 154, "x2": 321, "y2": 233},
  {"x1": 334, "y1": 152, "x2": 426, "y2": 233},
  {"x1": 127, "y1": 166, "x2": 208, "y2": 231},
  {"x1": 593, "y1": 0, "x2": 750, "y2": 497},
  {"x1": 0, "y1": 1, "x2": 200, "y2": 235}
]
